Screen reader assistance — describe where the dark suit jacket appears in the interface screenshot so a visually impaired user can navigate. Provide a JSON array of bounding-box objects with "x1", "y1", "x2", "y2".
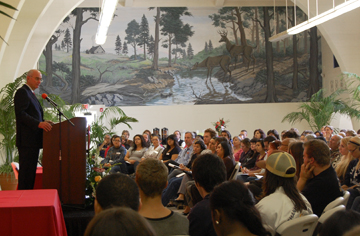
[{"x1": 14, "y1": 85, "x2": 44, "y2": 148}]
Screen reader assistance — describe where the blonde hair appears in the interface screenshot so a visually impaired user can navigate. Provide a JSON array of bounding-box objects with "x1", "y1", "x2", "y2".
[{"x1": 335, "y1": 137, "x2": 354, "y2": 180}]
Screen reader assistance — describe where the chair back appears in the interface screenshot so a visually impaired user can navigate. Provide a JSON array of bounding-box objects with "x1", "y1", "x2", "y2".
[
  {"x1": 276, "y1": 214, "x2": 318, "y2": 236},
  {"x1": 11, "y1": 162, "x2": 19, "y2": 179},
  {"x1": 343, "y1": 191, "x2": 350, "y2": 207},
  {"x1": 319, "y1": 205, "x2": 345, "y2": 224},
  {"x1": 230, "y1": 162, "x2": 241, "y2": 180},
  {"x1": 322, "y1": 196, "x2": 345, "y2": 214}
]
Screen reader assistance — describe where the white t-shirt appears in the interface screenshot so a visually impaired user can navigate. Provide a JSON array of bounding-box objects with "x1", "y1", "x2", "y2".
[{"x1": 256, "y1": 186, "x2": 313, "y2": 231}]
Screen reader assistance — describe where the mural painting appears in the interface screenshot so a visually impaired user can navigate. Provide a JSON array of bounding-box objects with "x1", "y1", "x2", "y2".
[{"x1": 38, "y1": 7, "x2": 322, "y2": 106}]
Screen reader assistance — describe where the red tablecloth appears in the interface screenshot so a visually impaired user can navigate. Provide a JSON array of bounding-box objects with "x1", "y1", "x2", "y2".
[{"x1": 0, "y1": 189, "x2": 67, "y2": 236}]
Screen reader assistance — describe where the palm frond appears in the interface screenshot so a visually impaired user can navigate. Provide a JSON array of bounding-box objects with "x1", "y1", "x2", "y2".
[{"x1": 98, "y1": 106, "x2": 126, "y2": 121}]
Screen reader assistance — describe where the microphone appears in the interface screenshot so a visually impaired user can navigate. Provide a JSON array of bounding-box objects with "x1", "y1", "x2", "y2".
[{"x1": 41, "y1": 93, "x2": 58, "y2": 107}]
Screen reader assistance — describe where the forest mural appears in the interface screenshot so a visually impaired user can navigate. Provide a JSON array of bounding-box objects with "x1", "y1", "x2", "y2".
[{"x1": 38, "y1": 7, "x2": 322, "y2": 106}]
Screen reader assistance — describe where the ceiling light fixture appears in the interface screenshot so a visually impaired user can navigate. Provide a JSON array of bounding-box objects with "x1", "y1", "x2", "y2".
[{"x1": 95, "y1": 0, "x2": 118, "y2": 45}]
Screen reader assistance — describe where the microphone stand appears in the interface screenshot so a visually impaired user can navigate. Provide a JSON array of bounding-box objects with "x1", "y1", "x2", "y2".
[{"x1": 45, "y1": 101, "x2": 75, "y2": 204}]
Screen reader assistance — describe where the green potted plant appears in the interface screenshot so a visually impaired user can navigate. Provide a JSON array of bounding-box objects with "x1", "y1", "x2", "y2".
[
  {"x1": 282, "y1": 88, "x2": 360, "y2": 131},
  {"x1": 0, "y1": 73, "x2": 25, "y2": 189}
]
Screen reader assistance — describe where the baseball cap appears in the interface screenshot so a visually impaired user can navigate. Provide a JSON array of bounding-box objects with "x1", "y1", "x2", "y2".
[{"x1": 266, "y1": 152, "x2": 296, "y2": 178}]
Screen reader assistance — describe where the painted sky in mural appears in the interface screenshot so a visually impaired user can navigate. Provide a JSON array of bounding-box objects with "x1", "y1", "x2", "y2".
[{"x1": 38, "y1": 7, "x2": 322, "y2": 106}]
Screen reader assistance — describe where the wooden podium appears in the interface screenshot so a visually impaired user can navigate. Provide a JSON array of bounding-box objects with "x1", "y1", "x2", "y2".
[{"x1": 42, "y1": 117, "x2": 87, "y2": 205}]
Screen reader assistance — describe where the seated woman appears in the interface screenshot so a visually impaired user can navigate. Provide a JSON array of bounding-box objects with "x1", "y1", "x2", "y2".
[
  {"x1": 161, "y1": 140, "x2": 206, "y2": 207},
  {"x1": 242, "y1": 139, "x2": 267, "y2": 179},
  {"x1": 123, "y1": 135, "x2": 148, "y2": 174},
  {"x1": 342, "y1": 137, "x2": 360, "y2": 209},
  {"x1": 233, "y1": 135, "x2": 243, "y2": 162},
  {"x1": 239, "y1": 138, "x2": 255, "y2": 169},
  {"x1": 256, "y1": 152, "x2": 312, "y2": 231},
  {"x1": 210, "y1": 180, "x2": 271, "y2": 236},
  {"x1": 143, "y1": 134, "x2": 164, "y2": 160},
  {"x1": 159, "y1": 134, "x2": 181, "y2": 165},
  {"x1": 336, "y1": 137, "x2": 354, "y2": 186},
  {"x1": 104, "y1": 135, "x2": 116, "y2": 158},
  {"x1": 142, "y1": 132, "x2": 151, "y2": 148},
  {"x1": 288, "y1": 141, "x2": 304, "y2": 180},
  {"x1": 216, "y1": 141, "x2": 236, "y2": 180},
  {"x1": 84, "y1": 207, "x2": 156, "y2": 236},
  {"x1": 253, "y1": 129, "x2": 266, "y2": 140}
]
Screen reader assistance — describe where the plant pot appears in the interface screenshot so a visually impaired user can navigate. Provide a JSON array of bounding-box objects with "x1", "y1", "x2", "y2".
[{"x1": 0, "y1": 173, "x2": 18, "y2": 190}]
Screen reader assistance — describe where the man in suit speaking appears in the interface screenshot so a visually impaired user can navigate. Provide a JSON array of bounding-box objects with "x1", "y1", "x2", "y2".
[{"x1": 14, "y1": 69, "x2": 53, "y2": 190}]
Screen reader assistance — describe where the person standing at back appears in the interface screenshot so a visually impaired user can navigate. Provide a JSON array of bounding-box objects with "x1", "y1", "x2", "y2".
[{"x1": 14, "y1": 69, "x2": 53, "y2": 190}]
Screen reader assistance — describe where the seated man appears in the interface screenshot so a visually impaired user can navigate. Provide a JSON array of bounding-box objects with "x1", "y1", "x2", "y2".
[
  {"x1": 189, "y1": 153, "x2": 227, "y2": 236},
  {"x1": 101, "y1": 135, "x2": 127, "y2": 174},
  {"x1": 297, "y1": 139, "x2": 342, "y2": 216},
  {"x1": 94, "y1": 173, "x2": 140, "y2": 214},
  {"x1": 136, "y1": 159, "x2": 189, "y2": 236}
]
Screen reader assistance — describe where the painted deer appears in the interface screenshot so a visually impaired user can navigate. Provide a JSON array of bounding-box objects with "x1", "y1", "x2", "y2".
[
  {"x1": 218, "y1": 30, "x2": 256, "y2": 71},
  {"x1": 191, "y1": 55, "x2": 232, "y2": 83}
]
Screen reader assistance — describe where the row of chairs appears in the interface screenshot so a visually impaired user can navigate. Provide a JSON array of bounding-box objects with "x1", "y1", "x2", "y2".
[{"x1": 274, "y1": 191, "x2": 350, "y2": 236}]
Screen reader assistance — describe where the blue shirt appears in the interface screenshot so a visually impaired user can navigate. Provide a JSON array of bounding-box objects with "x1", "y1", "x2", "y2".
[{"x1": 175, "y1": 145, "x2": 193, "y2": 165}]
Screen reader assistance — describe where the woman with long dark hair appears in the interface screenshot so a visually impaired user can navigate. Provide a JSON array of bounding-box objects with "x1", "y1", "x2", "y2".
[
  {"x1": 210, "y1": 180, "x2": 271, "y2": 236},
  {"x1": 159, "y1": 134, "x2": 181, "y2": 164},
  {"x1": 253, "y1": 129, "x2": 266, "y2": 140},
  {"x1": 124, "y1": 134, "x2": 148, "y2": 174},
  {"x1": 216, "y1": 141, "x2": 235, "y2": 180},
  {"x1": 256, "y1": 152, "x2": 312, "y2": 230}
]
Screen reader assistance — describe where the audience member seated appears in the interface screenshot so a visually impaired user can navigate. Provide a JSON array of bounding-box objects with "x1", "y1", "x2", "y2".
[
  {"x1": 253, "y1": 129, "x2": 266, "y2": 139},
  {"x1": 267, "y1": 140, "x2": 281, "y2": 157},
  {"x1": 319, "y1": 210, "x2": 360, "y2": 236},
  {"x1": 210, "y1": 180, "x2": 271, "y2": 236},
  {"x1": 297, "y1": 139, "x2": 342, "y2": 216},
  {"x1": 84, "y1": 207, "x2": 156, "y2": 236},
  {"x1": 121, "y1": 134, "x2": 130, "y2": 150},
  {"x1": 97, "y1": 134, "x2": 111, "y2": 158},
  {"x1": 330, "y1": 134, "x2": 342, "y2": 168},
  {"x1": 103, "y1": 135, "x2": 115, "y2": 158},
  {"x1": 335, "y1": 137, "x2": 353, "y2": 185},
  {"x1": 94, "y1": 174, "x2": 140, "y2": 214},
  {"x1": 174, "y1": 130, "x2": 185, "y2": 148},
  {"x1": 342, "y1": 137, "x2": 360, "y2": 209},
  {"x1": 143, "y1": 134, "x2": 164, "y2": 159},
  {"x1": 233, "y1": 135, "x2": 243, "y2": 162},
  {"x1": 203, "y1": 128, "x2": 217, "y2": 147},
  {"x1": 267, "y1": 129, "x2": 280, "y2": 140},
  {"x1": 175, "y1": 140, "x2": 206, "y2": 214},
  {"x1": 136, "y1": 159, "x2": 189, "y2": 236},
  {"x1": 282, "y1": 129, "x2": 300, "y2": 140},
  {"x1": 162, "y1": 138, "x2": 204, "y2": 207},
  {"x1": 188, "y1": 153, "x2": 227, "y2": 236},
  {"x1": 304, "y1": 134, "x2": 316, "y2": 142},
  {"x1": 346, "y1": 130, "x2": 357, "y2": 137},
  {"x1": 256, "y1": 152, "x2": 312, "y2": 231},
  {"x1": 172, "y1": 132, "x2": 195, "y2": 167},
  {"x1": 142, "y1": 132, "x2": 151, "y2": 148},
  {"x1": 314, "y1": 130, "x2": 323, "y2": 137},
  {"x1": 324, "y1": 125, "x2": 334, "y2": 144},
  {"x1": 159, "y1": 134, "x2": 181, "y2": 165},
  {"x1": 221, "y1": 130, "x2": 232, "y2": 143},
  {"x1": 239, "y1": 129, "x2": 247, "y2": 139},
  {"x1": 263, "y1": 135, "x2": 276, "y2": 152},
  {"x1": 122, "y1": 130, "x2": 133, "y2": 149},
  {"x1": 123, "y1": 134, "x2": 148, "y2": 174},
  {"x1": 278, "y1": 138, "x2": 296, "y2": 152},
  {"x1": 101, "y1": 135, "x2": 127, "y2": 174},
  {"x1": 216, "y1": 141, "x2": 236, "y2": 180},
  {"x1": 288, "y1": 141, "x2": 304, "y2": 180},
  {"x1": 316, "y1": 135, "x2": 327, "y2": 143},
  {"x1": 239, "y1": 138, "x2": 256, "y2": 169},
  {"x1": 242, "y1": 139, "x2": 267, "y2": 180}
]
